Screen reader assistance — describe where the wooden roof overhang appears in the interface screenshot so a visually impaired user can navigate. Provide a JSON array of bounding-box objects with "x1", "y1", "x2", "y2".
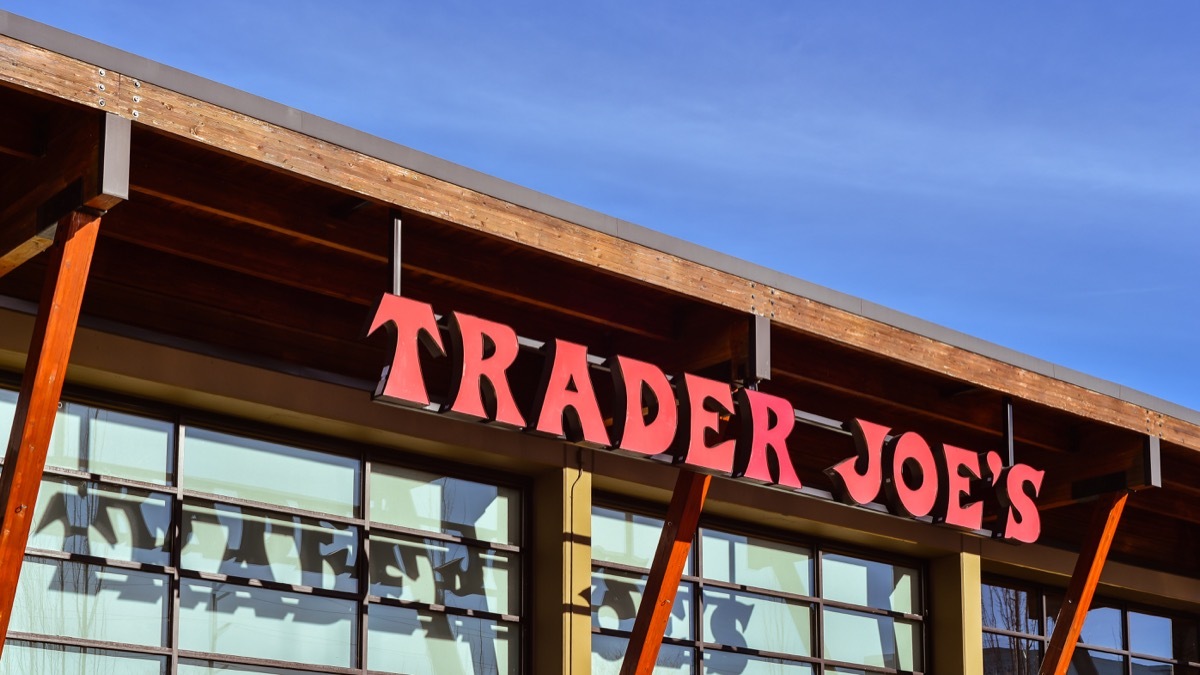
[{"x1": 0, "y1": 20, "x2": 1195, "y2": 582}]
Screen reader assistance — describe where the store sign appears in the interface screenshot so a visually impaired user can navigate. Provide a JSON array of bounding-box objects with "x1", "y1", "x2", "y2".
[{"x1": 366, "y1": 294, "x2": 1045, "y2": 543}]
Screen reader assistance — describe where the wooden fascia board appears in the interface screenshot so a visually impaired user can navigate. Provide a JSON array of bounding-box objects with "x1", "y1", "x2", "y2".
[{"x1": 0, "y1": 33, "x2": 1197, "y2": 453}]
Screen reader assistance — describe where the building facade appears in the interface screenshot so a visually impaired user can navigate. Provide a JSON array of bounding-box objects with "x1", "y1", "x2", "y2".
[{"x1": 0, "y1": 11, "x2": 1195, "y2": 675}]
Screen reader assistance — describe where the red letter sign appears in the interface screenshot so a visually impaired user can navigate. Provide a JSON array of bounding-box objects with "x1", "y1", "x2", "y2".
[
  {"x1": 995, "y1": 464, "x2": 1044, "y2": 543},
  {"x1": 610, "y1": 355, "x2": 677, "y2": 456},
  {"x1": 673, "y1": 374, "x2": 735, "y2": 474},
  {"x1": 882, "y1": 432, "x2": 939, "y2": 518},
  {"x1": 364, "y1": 294, "x2": 444, "y2": 408},
  {"x1": 445, "y1": 312, "x2": 525, "y2": 427},
  {"x1": 933, "y1": 444, "x2": 984, "y2": 530},
  {"x1": 826, "y1": 419, "x2": 888, "y2": 506},
  {"x1": 734, "y1": 389, "x2": 801, "y2": 489},
  {"x1": 531, "y1": 339, "x2": 608, "y2": 446}
]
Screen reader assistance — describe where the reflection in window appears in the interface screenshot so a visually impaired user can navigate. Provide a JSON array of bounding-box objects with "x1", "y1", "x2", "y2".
[
  {"x1": 0, "y1": 397, "x2": 174, "y2": 483},
  {"x1": 821, "y1": 553, "x2": 919, "y2": 614},
  {"x1": 177, "y1": 660, "x2": 310, "y2": 674},
  {"x1": 179, "y1": 581, "x2": 357, "y2": 668},
  {"x1": 592, "y1": 634, "x2": 692, "y2": 674},
  {"x1": 370, "y1": 465, "x2": 519, "y2": 545},
  {"x1": 184, "y1": 429, "x2": 359, "y2": 517},
  {"x1": 592, "y1": 568, "x2": 692, "y2": 640},
  {"x1": 367, "y1": 605, "x2": 517, "y2": 675},
  {"x1": 701, "y1": 529, "x2": 810, "y2": 595},
  {"x1": 703, "y1": 588, "x2": 812, "y2": 657},
  {"x1": 983, "y1": 580, "x2": 1194, "y2": 675},
  {"x1": 11, "y1": 557, "x2": 168, "y2": 647},
  {"x1": 823, "y1": 607, "x2": 920, "y2": 671},
  {"x1": 181, "y1": 501, "x2": 357, "y2": 592},
  {"x1": 0, "y1": 640, "x2": 164, "y2": 675},
  {"x1": 590, "y1": 507, "x2": 923, "y2": 673},
  {"x1": 31, "y1": 476, "x2": 171, "y2": 565},
  {"x1": 370, "y1": 533, "x2": 518, "y2": 615},
  {"x1": 1, "y1": 390, "x2": 526, "y2": 674}
]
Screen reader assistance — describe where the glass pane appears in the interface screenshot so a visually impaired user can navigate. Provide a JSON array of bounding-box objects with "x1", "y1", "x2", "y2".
[
  {"x1": 371, "y1": 533, "x2": 518, "y2": 614},
  {"x1": 179, "y1": 580, "x2": 356, "y2": 668},
  {"x1": 11, "y1": 557, "x2": 167, "y2": 646},
  {"x1": 703, "y1": 588, "x2": 811, "y2": 657},
  {"x1": 1048, "y1": 597, "x2": 1123, "y2": 650},
  {"x1": 0, "y1": 388, "x2": 16, "y2": 458},
  {"x1": 1132, "y1": 658, "x2": 1175, "y2": 675},
  {"x1": 704, "y1": 651, "x2": 813, "y2": 674},
  {"x1": 593, "y1": 506, "x2": 688, "y2": 572},
  {"x1": 42, "y1": 401, "x2": 84, "y2": 473},
  {"x1": 30, "y1": 476, "x2": 171, "y2": 565},
  {"x1": 821, "y1": 553, "x2": 920, "y2": 613},
  {"x1": 982, "y1": 583, "x2": 1040, "y2": 635},
  {"x1": 184, "y1": 428, "x2": 358, "y2": 517},
  {"x1": 1130, "y1": 611, "x2": 1174, "y2": 658},
  {"x1": 181, "y1": 501, "x2": 357, "y2": 592},
  {"x1": 178, "y1": 660, "x2": 311, "y2": 674},
  {"x1": 592, "y1": 634, "x2": 693, "y2": 674},
  {"x1": 823, "y1": 607, "x2": 921, "y2": 671},
  {"x1": 592, "y1": 568, "x2": 693, "y2": 640},
  {"x1": 983, "y1": 633, "x2": 1043, "y2": 675},
  {"x1": 0, "y1": 640, "x2": 164, "y2": 675},
  {"x1": 1067, "y1": 648, "x2": 1124, "y2": 675},
  {"x1": 371, "y1": 464, "x2": 519, "y2": 545},
  {"x1": 85, "y1": 407, "x2": 174, "y2": 483},
  {"x1": 367, "y1": 605, "x2": 517, "y2": 674},
  {"x1": 701, "y1": 529, "x2": 810, "y2": 596},
  {"x1": 32, "y1": 403, "x2": 175, "y2": 484}
]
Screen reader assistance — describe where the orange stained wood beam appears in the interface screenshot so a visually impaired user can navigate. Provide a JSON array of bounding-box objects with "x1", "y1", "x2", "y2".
[
  {"x1": 620, "y1": 469, "x2": 711, "y2": 675},
  {"x1": 1038, "y1": 490, "x2": 1130, "y2": 675},
  {"x1": 0, "y1": 211, "x2": 102, "y2": 654}
]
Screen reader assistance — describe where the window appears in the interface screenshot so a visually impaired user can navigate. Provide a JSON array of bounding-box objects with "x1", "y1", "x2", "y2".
[
  {"x1": 982, "y1": 578, "x2": 1200, "y2": 675},
  {"x1": 0, "y1": 390, "x2": 523, "y2": 674},
  {"x1": 591, "y1": 504, "x2": 925, "y2": 674}
]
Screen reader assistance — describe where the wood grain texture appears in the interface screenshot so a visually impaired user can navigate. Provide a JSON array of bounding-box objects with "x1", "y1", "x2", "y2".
[
  {"x1": 0, "y1": 211, "x2": 100, "y2": 651},
  {"x1": 0, "y1": 33, "x2": 1197, "y2": 452},
  {"x1": 1039, "y1": 491, "x2": 1128, "y2": 675},
  {"x1": 621, "y1": 469, "x2": 710, "y2": 675}
]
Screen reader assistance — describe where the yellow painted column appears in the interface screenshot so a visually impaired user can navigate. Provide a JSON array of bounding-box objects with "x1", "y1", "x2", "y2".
[
  {"x1": 930, "y1": 539, "x2": 984, "y2": 674},
  {"x1": 532, "y1": 445, "x2": 593, "y2": 673}
]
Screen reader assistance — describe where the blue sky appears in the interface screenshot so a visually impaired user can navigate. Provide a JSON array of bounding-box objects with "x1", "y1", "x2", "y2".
[{"x1": 7, "y1": 2, "x2": 1199, "y2": 411}]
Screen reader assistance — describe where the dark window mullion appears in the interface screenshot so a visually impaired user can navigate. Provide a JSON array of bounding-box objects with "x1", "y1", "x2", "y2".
[
  {"x1": 168, "y1": 419, "x2": 184, "y2": 675},
  {"x1": 358, "y1": 454, "x2": 371, "y2": 675}
]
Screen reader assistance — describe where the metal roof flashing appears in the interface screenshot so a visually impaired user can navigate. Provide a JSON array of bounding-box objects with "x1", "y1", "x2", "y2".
[{"x1": 1, "y1": 10, "x2": 1196, "y2": 427}]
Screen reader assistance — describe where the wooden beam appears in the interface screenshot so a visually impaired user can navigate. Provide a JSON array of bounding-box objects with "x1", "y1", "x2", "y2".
[
  {"x1": 620, "y1": 469, "x2": 710, "y2": 675},
  {"x1": 0, "y1": 112, "x2": 128, "y2": 278},
  {"x1": 1037, "y1": 435, "x2": 1160, "y2": 511},
  {"x1": 1039, "y1": 491, "x2": 1129, "y2": 675},
  {"x1": 0, "y1": 210, "x2": 101, "y2": 652}
]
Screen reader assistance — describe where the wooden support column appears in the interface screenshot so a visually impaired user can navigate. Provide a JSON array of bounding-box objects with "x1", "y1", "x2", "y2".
[
  {"x1": 0, "y1": 210, "x2": 102, "y2": 650},
  {"x1": 621, "y1": 469, "x2": 711, "y2": 675},
  {"x1": 1038, "y1": 491, "x2": 1130, "y2": 675}
]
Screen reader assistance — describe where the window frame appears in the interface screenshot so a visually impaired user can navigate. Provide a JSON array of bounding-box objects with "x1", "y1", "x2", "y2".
[
  {"x1": 1, "y1": 382, "x2": 530, "y2": 674},
  {"x1": 592, "y1": 494, "x2": 930, "y2": 675}
]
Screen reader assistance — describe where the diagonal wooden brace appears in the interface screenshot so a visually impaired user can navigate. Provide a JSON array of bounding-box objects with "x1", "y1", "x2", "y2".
[
  {"x1": 0, "y1": 210, "x2": 103, "y2": 653},
  {"x1": 1038, "y1": 490, "x2": 1129, "y2": 675},
  {"x1": 620, "y1": 469, "x2": 711, "y2": 675}
]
